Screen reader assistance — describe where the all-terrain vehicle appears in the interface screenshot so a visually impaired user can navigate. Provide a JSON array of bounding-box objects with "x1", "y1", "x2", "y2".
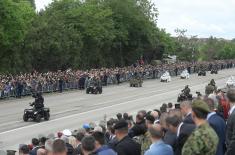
[
  {"x1": 198, "y1": 70, "x2": 206, "y2": 76},
  {"x1": 177, "y1": 93, "x2": 193, "y2": 102},
  {"x1": 86, "y1": 78, "x2": 102, "y2": 94},
  {"x1": 210, "y1": 69, "x2": 218, "y2": 74},
  {"x1": 160, "y1": 71, "x2": 171, "y2": 82},
  {"x1": 130, "y1": 76, "x2": 143, "y2": 87},
  {"x1": 23, "y1": 103, "x2": 50, "y2": 122}
]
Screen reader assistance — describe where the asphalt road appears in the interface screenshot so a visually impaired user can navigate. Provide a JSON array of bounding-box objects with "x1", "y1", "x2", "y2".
[{"x1": 0, "y1": 68, "x2": 235, "y2": 150}]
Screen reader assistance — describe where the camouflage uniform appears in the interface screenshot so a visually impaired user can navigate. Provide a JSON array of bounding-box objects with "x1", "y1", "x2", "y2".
[
  {"x1": 182, "y1": 123, "x2": 218, "y2": 155},
  {"x1": 135, "y1": 132, "x2": 152, "y2": 155},
  {"x1": 205, "y1": 85, "x2": 215, "y2": 95}
]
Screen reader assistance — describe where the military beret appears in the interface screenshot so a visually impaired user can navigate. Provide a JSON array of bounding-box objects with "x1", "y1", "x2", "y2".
[
  {"x1": 192, "y1": 100, "x2": 210, "y2": 113},
  {"x1": 114, "y1": 119, "x2": 128, "y2": 130}
]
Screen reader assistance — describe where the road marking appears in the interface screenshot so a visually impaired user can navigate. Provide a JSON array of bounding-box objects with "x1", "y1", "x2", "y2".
[
  {"x1": 0, "y1": 79, "x2": 217, "y2": 135},
  {"x1": 0, "y1": 70, "x2": 234, "y2": 136}
]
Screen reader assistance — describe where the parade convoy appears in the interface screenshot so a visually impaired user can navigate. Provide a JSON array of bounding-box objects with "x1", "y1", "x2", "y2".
[
  {"x1": 180, "y1": 69, "x2": 190, "y2": 79},
  {"x1": 22, "y1": 65, "x2": 235, "y2": 122},
  {"x1": 160, "y1": 71, "x2": 171, "y2": 82},
  {"x1": 226, "y1": 76, "x2": 235, "y2": 88}
]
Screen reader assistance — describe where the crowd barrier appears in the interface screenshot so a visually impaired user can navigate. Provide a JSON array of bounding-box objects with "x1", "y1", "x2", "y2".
[{"x1": 0, "y1": 64, "x2": 234, "y2": 100}]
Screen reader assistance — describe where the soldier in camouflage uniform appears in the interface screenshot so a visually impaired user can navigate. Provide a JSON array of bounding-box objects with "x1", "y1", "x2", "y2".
[
  {"x1": 208, "y1": 79, "x2": 217, "y2": 92},
  {"x1": 205, "y1": 84, "x2": 215, "y2": 96},
  {"x1": 135, "y1": 115, "x2": 154, "y2": 155},
  {"x1": 182, "y1": 100, "x2": 218, "y2": 155}
]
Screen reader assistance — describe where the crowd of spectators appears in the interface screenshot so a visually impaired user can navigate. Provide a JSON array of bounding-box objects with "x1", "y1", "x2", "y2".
[
  {"x1": 2, "y1": 80, "x2": 235, "y2": 155},
  {"x1": 1, "y1": 59, "x2": 235, "y2": 99}
]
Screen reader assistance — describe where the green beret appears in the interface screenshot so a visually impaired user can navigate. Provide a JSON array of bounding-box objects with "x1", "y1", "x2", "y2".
[{"x1": 192, "y1": 100, "x2": 210, "y2": 113}]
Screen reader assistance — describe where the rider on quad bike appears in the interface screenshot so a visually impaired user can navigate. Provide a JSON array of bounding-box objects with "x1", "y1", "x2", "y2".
[
  {"x1": 208, "y1": 79, "x2": 217, "y2": 91},
  {"x1": 31, "y1": 92, "x2": 44, "y2": 111},
  {"x1": 182, "y1": 85, "x2": 191, "y2": 97},
  {"x1": 177, "y1": 85, "x2": 192, "y2": 102},
  {"x1": 23, "y1": 92, "x2": 49, "y2": 122}
]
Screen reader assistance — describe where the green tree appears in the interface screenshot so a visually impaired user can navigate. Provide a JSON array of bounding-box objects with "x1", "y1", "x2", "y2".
[{"x1": 0, "y1": 0, "x2": 35, "y2": 73}]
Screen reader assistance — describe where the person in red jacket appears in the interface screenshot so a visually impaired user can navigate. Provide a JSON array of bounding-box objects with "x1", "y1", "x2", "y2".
[{"x1": 217, "y1": 89, "x2": 230, "y2": 120}]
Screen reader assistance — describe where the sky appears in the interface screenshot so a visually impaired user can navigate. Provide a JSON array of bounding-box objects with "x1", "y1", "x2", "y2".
[{"x1": 35, "y1": 0, "x2": 235, "y2": 39}]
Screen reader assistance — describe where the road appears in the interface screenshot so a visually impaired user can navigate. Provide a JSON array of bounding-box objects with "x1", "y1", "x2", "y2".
[{"x1": 0, "y1": 68, "x2": 234, "y2": 150}]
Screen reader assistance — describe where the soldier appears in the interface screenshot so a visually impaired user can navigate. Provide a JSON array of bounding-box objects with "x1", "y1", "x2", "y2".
[
  {"x1": 205, "y1": 85, "x2": 215, "y2": 96},
  {"x1": 207, "y1": 80, "x2": 217, "y2": 93},
  {"x1": 209, "y1": 79, "x2": 216, "y2": 87},
  {"x1": 182, "y1": 85, "x2": 190, "y2": 97},
  {"x1": 139, "y1": 115, "x2": 154, "y2": 155},
  {"x1": 182, "y1": 100, "x2": 218, "y2": 155}
]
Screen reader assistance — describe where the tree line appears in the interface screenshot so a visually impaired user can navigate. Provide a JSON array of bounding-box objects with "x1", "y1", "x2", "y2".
[{"x1": 0, "y1": 0, "x2": 235, "y2": 73}]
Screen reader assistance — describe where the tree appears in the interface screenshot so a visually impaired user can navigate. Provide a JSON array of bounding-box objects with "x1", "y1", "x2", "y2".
[{"x1": 0, "y1": 0, "x2": 35, "y2": 73}]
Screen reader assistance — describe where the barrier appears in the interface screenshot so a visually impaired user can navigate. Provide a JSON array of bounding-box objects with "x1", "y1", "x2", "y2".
[{"x1": 0, "y1": 63, "x2": 234, "y2": 100}]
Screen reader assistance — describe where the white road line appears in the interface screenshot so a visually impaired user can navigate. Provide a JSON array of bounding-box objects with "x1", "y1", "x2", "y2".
[
  {"x1": 0, "y1": 87, "x2": 181, "y2": 135},
  {"x1": 0, "y1": 79, "x2": 212, "y2": 135},
  {"x1": 0, "y1": 71, "x2": 233, "y2": 136}
]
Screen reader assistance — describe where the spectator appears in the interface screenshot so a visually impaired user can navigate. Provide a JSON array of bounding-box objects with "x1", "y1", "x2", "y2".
[
  {"x1": 144, "y1": 124, "x2": 173, "y2": 155},
  {"x1": 225, "y1": 89, "x2": 235, "y2": 155},
  {"x1": 167, "y1": 103, "x2": 173, "y2": 111},
  {"x1": 37, "y1": 148, "x2": 46, "y2": 155},
  {"x1": 68, "y1": 136, "x2": 77, "y2": 149},
  {"x1": 204, "y1": 97, "x2": 226, "y2": 155},
  {"x1": 116, "y1": 113, "x2": 122, "y2": 120},
  {"x1": 182, "y1": 100, "x2": 218, "y2": 155},
  {"x1": 139, "y1": 115, "x2": 155, "y2": 155},
  {"x1": 160, "y1": 112, "x2": 177, "y2": 147},
  {"x1": 166, "y1": 113, "x2": 195, "y2": 155},
  {"x1": 83, "y1": 124, "x2": 91, "y2": 134},
  {"x1": 160, "y1": 105, "x2": 167, "y2": 113},
  {"x1": 75, "y1": 130, "x2": 85, "y2": 155},
  {"x1": 123, "y1": 113, "x2": 129, "y2": 120},
  {"x1": 92, "y1": 131, "x2": 117, "y2": 155},
  {"x1": 150, "y1": 110, "x2": 161, "y2": 124},
  {"x1": 216, "y1": 89, "x2": 230, "y2": 120},
  {"x1": 29, "y1": 138, "x2": 40, "y2": 155},
  {"x1": 114, "y1": 119, "x2": 141, "y2": 155},
  {"x1": 61, "y1": 136, "x2": 75, "y2": 155},
  {"x1": 45, "y1": 139, "x2": 53, "y2": 155},
  {"x1": 128, "y1": 111, "x2": 147, "y2": 138},
  {"x1": 19, "y1": 144, "x2": 30, "y2": 155},
  {"x1": 81, "y1": 136, "x2": 96, "y2": 155},
  {"x1": 180, "y1": 101, "x2": 194, "y2": 124},
  {"x1": 39, "y1": 137, "x2": 47, "y2": 149},
  {"x1": 106, "y1": 119, "x2": 118, "y2": 149},
  {"x1": 52, "y1": 139, "x2": 67, "y2": 155}
]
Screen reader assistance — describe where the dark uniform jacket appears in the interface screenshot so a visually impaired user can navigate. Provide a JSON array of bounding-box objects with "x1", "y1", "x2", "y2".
[
  {"x1": 183, "y1": 113, "x2": 194, "y2": 125},
  {"x1": 208, "y1": 113, "x2": 226, "y2": 155},
  {"x1": 114, "y1": 136, "x2": 141, "y2": 155},
  {"x1": 225, "y1": 108, "x2": 235, "y2": 155},
  {"x1": 174, "y1": 123, "x2": 195, "y2": 155}
]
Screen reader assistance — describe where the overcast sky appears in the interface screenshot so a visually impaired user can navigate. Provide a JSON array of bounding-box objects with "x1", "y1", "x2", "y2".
[{"x1": 35, "y1": 0, "x2": 235, "y2": 39}]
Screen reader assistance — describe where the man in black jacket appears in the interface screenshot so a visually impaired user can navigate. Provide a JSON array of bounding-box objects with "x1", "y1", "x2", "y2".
[
  {"x1": 114, "y1": 120, "x2": 141, "y2": 155},
  {"x1": 225, "y1": 89, "x2": 235, "y2": 155},
  {"x1": 166, "y1": 114, "x2": 195, "y2": 155},
  {"x1": 180, "y1": 101, "x2": 194, "y2": 125},
  {"x1": 128, "y1": 111, "x2": 147, "y2": 138}
]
